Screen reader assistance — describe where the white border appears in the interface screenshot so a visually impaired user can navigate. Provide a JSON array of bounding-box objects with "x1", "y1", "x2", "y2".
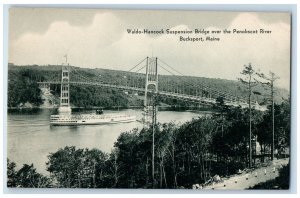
[{"x1": 1, "y1": 1, "x2": 299, "y2": 198}]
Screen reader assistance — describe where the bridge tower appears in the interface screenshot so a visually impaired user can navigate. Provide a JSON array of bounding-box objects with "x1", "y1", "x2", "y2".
[
  {"x1": 143, "y1": 57, "x2": 158, "y2": 126},
  {"x1": 58, "y1": 56, "x2": 71, "y2": 114},
  {"x1": 143, "y1": 57, "x2": 158, "y2": 188}
]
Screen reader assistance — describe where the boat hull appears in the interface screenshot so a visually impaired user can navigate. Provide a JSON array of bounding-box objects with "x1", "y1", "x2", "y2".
[{"x1": 50, "y1": 114, "x2": 136, "y2": 126}]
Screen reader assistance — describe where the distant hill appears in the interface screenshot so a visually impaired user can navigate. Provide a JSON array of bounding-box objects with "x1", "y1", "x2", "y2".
[{"x1": 7, "y1": 64, "x2": 289, "y2": 108}]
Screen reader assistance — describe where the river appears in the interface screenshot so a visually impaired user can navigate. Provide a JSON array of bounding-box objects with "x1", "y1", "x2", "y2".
[{"x1": 7, "y1": 108, "x2": 207, "y2": 174}]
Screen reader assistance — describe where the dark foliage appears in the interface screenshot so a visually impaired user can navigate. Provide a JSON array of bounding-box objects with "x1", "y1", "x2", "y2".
[
  {"x1": 46, "y1": 146, "x2": 108, "y2": 188},
  {"x1": 8, "y1": 68, "x2": 43, "y2": 107},
  {"x1": 7, "y1": 159, "x2": 52, "y2": 188}
]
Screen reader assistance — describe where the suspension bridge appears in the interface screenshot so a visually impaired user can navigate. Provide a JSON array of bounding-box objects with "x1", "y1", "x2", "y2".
[{"x1": 37, "y1": 56, "x2": 267, "y2": 123}]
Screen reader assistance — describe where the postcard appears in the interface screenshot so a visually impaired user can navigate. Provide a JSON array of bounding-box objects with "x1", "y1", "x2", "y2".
[{"x1": 7, "y1": 8, "x2": 291, "y2": 190}]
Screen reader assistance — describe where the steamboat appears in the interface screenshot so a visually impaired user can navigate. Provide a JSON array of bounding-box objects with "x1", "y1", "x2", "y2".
[{"x1": 50, "y1": 109, "x2": 136, "y2": 126}]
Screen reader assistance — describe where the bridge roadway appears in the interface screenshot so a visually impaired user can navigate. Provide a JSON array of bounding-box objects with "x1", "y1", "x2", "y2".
[
  {"x1": 37, "y1": 81, "x2": 266, "y2": 111},
  {"x1": 200, "y1": 158, "x2": 289, "y2": 190}
]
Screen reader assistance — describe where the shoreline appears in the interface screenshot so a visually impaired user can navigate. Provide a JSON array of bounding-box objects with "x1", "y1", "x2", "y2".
[{"x1": 7, "y1": 106, "x2": 217, "y2": 112}]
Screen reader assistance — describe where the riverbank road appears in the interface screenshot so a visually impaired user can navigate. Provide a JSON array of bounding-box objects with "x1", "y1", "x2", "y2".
[{"x1": 201, "y1": 158, "x2": 289, "y2": 190}]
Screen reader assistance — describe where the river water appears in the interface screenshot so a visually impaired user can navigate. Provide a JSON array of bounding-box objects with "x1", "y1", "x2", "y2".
[{"x1": 7, "y1": 108, "x2": 204, "y2": 174}]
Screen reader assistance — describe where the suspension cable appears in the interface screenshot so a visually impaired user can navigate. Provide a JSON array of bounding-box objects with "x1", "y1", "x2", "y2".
[
  {"x1": 158, "y1": 58, "x2": 249, "y2": 103},
  {"x1": 128, "y1": 57, "x2": 147, "y2": 72},
  {"x1": 135, "y1": 65, "x2": 146, "y2": 73}
]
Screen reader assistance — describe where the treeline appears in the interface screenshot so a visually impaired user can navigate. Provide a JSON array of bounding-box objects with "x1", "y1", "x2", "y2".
[
  {"x1": 50, "y1": 84, "x2": 141, "y2": 108},
  {"x1": 8, "y1": 65, "x2": 141, "y2": 108},
  {"x1": 7, "y1": 101, "x2": 290, "y2": 188},
  {"x1": 71, "y1": 86, "x2": 130, "y2": 108},
  {"x1": 8, "y1": 68, "x2": 43, "y2": 107},
  {"x1": 7, "y1": 65, "x2": 289, "y2": 108}
]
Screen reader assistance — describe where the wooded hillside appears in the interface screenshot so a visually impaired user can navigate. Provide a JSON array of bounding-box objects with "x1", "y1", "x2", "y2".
[{"x1": 7, "y1": 64, "x2": 289, "y2": 108}]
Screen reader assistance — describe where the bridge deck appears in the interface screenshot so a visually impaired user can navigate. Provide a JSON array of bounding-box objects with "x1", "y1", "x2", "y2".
[{"x1": 37, "y1": 81, "x2": 267, "y2": 111}]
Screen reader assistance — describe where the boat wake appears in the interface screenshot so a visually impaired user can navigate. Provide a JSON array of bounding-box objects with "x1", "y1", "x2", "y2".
[{"x1": 7, "y1": 123, "x2": 49, "y2": 127}]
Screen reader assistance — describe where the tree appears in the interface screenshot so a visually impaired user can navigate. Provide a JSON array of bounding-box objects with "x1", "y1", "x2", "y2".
[
  {"x1": 256, "y1": 100, "x2": 290, "y2": 160},
  {"x1": 84, "y1": 148, "x2": 108, "y2": 188},
  {"x1": 174, "y1": 117, "x2": 217, "y2": 187},
  {"x1": 16, "y1": 164, "x2": 52, "y2": 188},
  {"x1": 46, "y1": 146, "x2": 108, "y2": 188},
  {"x1": 106, "y1": 148, "x2": 123, "y2": 188},
  {"x1": 238, "y1": 63, "x2": 258, "y2": 168},
  {"x1": 113, "y1": 129, "x2": 142, "y2": 188},
  {"x1": 215, "y1": 96, "x2": 228, "y2": 136},
  {"x1": 7, "y1": 159, "x2": 51, "y2": 188},
  {"x1": 7, "y1": 159, "x2": 18, "y2": 187},
  {"x1": 256, "y1": 71, "x2": 280, "y2": 160},
  {"x1": 156, "y1": 123, "x2": 177, "y2": 188},
  {"x1": 8, "y1": 69, "x2": 43, "y2": 107}
]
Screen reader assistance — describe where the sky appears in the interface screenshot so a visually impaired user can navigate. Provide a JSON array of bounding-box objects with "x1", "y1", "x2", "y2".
[{"x1": 9, "y1": 8, "x2": 291, "y2": 90}]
